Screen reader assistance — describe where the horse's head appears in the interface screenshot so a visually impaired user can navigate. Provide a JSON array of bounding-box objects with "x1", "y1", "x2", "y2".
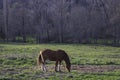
[
  {"x1": 63, "y1": 51, "x2": 71, "y2": 72},
  {"x1": 66, "y1": 62, "x2": 71, "y2": 72}
]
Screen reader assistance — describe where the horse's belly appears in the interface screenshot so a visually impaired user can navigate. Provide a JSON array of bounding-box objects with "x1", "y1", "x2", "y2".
[
  {"x1": 48, "y1": 58, "x2": 56, "y2": 61},
  {"x1": 44, "y1": 54, "x2": 59, "y2": 61}
]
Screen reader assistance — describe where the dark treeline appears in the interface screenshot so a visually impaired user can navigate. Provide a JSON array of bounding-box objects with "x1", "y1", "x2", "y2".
[{"x1": 0, "y1": 0, "x2": 120, "y2": 46}]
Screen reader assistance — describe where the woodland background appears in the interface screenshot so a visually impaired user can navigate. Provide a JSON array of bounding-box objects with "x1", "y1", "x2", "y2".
[{"x1": 0, "y1": 0, "x2": 120, "y2": 46}]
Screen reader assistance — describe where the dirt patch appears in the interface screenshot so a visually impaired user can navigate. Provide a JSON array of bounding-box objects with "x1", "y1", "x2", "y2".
[
  {"x1": 35, "y1": 65, "x2": 120, "y2": 73},
  {"x1": 1, "y1": 65, "x2": 120, "y2": 79},
  {"x1": 30, "y1": 65, "x2": 120, "y2": 79},
  {"x1": 72, "y1": 65, "x2": 120, "y2": 73}
]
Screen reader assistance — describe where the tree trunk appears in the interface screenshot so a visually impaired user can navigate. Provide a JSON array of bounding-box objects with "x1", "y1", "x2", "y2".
[
  {"x1": 22, "y1": 14, "x2": 26, "y2": 42},
  {"x1": 3, "y1": 0, "x2": 8, "y2": 41}
]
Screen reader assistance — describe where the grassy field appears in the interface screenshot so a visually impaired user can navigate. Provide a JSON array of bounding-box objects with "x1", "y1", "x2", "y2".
[{"x1": 0, "y1": 43, "x2": 120, "y2": 80}]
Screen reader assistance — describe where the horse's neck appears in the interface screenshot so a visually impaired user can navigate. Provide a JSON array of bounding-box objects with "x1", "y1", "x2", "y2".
[{"x1": 64, "y1": 56, "x2": 70, "y2": 66}]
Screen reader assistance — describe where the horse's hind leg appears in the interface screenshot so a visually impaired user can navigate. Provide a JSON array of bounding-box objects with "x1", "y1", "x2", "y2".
[
  {"x1": 43, "y1": 64, "x2": 47, "y2": 72},
  {"x1": 41, "y1": 63, "x2": 47, "y2": 72},
  {"x1": 41, "y1": 63, "x2": 44, "y2": 71}
]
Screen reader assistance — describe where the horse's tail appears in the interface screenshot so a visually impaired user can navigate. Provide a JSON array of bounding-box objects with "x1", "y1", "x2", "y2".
[
  {"x1": 37, "y1": 51, "x2": 43, "y2": 66},
  {"x1": 37, "y1": 54, "x2": 41, "y2": 66},
  {"x1": 37, "y1": 51, "x2": 44, "y2": 66}
]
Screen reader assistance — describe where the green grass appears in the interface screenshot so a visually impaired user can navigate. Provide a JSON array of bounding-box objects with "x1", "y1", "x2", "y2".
[{"x1": 0, "y1": 43, "x2": 120, "y2": 80}]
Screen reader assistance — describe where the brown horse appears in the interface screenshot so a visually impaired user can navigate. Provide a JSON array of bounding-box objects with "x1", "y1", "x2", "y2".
[{"x1": 37, "y1": 49, "x2": 71, "y2": 72}]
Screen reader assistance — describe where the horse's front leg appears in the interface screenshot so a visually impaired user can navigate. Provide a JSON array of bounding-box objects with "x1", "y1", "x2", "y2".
[
  {"x1": 58, "y1": 61, "x2": 61, "y2": 72},
  {"x1": 55, "y1": 61, "x2": 58, "y2": 72},
  {"x1": 55, "y1": 61, "x2": 61, "y2": 72}
]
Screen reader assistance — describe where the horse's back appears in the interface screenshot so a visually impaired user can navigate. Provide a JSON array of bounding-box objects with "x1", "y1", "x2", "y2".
[
  {"x1": 40, "y1": 49, "x2": 68, "y2": 61},
  {"x1": 40, "y1": 49, "x2": 57, "y2": 61}
]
